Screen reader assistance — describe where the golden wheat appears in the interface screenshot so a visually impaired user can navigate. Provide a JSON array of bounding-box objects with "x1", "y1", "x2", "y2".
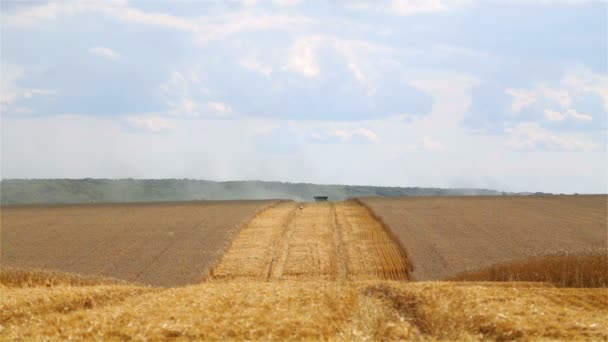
[
  {"x1": 211, "y1": 201, "x2": 410, "y2": 281},
  {"x1": 1, "y1": 281, "x2": 606, "y2": 341},
  {"x1": 449, "y1": 249, "x2": 608, "y2": 287}
]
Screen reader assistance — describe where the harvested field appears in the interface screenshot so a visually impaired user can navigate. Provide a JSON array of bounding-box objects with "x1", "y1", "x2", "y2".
[
  {"x1": 358, "y1": 195, "x2": 607, "y2": 280},
  {"x1": 2, "y1": 197, "x2": 607, "y2": 340},
  {"x1": 211, "y1": 201, "x2": 410, "y2": 281},
  {"x1": 1, "y1": 200, "x2": 273, "y2": 286},
  {"x1": 2, "y1": 280, "x2": 606, "y2": 341}
]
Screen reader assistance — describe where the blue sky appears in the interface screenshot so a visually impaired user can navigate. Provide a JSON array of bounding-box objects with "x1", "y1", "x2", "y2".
[{"x1": 1, "y1": 0, "x2": 606, "y2": 193}]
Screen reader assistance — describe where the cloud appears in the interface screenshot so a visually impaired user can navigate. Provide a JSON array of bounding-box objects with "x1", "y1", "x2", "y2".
[
  {"x1": 539, "y1": 86, "x2": 572, "y2": 109},
  {"x1": 562, "y1": 67, "x2": 608, "y2": 112},
  {"x1": 506, "y1": 0, "x2": 598, "y2": 4},
  {"x1": 160, "y1": 70, "x2": 233, "y2": 118},
  {"x1": 125, "y1": 116, "x2": 172, "y2": 133},
  {"x1": 239, "y1": 59, "x2": 272, "y2": 76},
  {"x1": 544, "y1": 109, "x2": 566, "y2": 121},
  {"x1": 332, "y1": 40, "x2": 372, "y2": 87},
  {"x1": 89, "y1": 46, "x2": 121, "y2": 60},
  {"x1": 167, "y1": 98, "x2": 234, "y2": 118},
  {"x1": 505, "y1": 88, "x2": 536, "y2": 113},
  {"x1": 0, "y1": 63, "x2": 56, "y2": 113},
  {"x1": 310, "y1": 127, "x2": 379, "y2": 144},
  {"x1": 506, "y1": 85, "x2": 572, "y2": 112},
  {"x1": 505, "y1": 73, "x2": 599, "y2": 124},
  {"x1": 506, "y1": 122, "x2": 595, "y2": 151},
  {"x1": 407, "y1": 136, "x2": 445, "y2": 151},
  {"x1": 4, "y1": 2, "x2": 314, "y2": 44},
  {"x1": 390, "y1": 0, "x2": 447, "y2": 15},
  {"x1": 273, "y1": 0, "x2": 302, "y2": 6},
  {"x1": 284, "y1": 37, "x2": 320, "y2": 77},
  {"x1": 168, "y1": 97, "x2": 198, "y2": 117},
  {"x1": 241, "y1": 0, "x2": 260, "y2": 6},
  {"x1": 206, "y1": 102, "x2": 234, "y2": 116},
  {"x1": 345, "y1": 0, "x2": 472, "y2": 15},
  {"x1": 467, "y1": 67, "x2": 606, "y2": 132},
  {"x1": 544, "y1": 108, "x2": 592, "y2": 122},
  {"x1": 566, "y1": 108, "x2": 592, "y2": 121}
]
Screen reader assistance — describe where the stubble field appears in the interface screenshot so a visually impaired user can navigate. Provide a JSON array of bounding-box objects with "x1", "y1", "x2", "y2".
[
  {"x1": 359, "y1": 195, "x2": 607, "y2": 281},
  {"x1": 1, "y1": 200, "x2": 273, "y2": 286},
  {"x1": 1, "y1": 196, "x2": 607, "y2": 340}
]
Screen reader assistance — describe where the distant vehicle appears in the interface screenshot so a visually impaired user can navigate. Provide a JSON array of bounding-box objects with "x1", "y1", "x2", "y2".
[{"x1": 313, "y1": 196, "x2": 328, "y2": 202}]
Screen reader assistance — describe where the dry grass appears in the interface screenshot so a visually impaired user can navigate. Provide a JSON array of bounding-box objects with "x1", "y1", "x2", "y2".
[
  {"x1": 449, "y1": 249, "x2": 608, "y2": 287},
  {"x1": 0, "y1": 265, "x2": 131, "y2": 288},
  {"x1": 359, "y1": 195, "x2": 607, "y2": 280},
  {"x1": 0, "y1": 284, "x2": 154, "y2": 327},
  {"x1": 2, "y1": 280, "x2": 606, "y2": 341},
  {"x1": 351, "y1": 281, "x2": 608, "y2": 341}
]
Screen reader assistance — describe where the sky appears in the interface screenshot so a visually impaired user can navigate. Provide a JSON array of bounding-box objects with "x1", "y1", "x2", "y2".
[{"x1": 1, "y1": 0, "x2": 606, "y2": 194}]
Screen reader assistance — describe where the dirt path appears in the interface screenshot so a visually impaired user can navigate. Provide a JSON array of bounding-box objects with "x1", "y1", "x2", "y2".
[{"x1": 211, "y1": 201, "x2": 410, "y2": 281}]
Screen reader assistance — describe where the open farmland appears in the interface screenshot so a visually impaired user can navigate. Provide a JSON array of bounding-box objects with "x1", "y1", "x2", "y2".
[
  {"x1": 1, "y1": 200, "x2": 273, "y2": 286},
  {"x1": 358, "y1": 195, "x2": 608, "y2": 281},
  {"x1": 1, "y1": 197, "x2": 607, "y2": 340}
]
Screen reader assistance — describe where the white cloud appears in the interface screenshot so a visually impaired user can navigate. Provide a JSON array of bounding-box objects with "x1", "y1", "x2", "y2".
[
  {"x1": 311, "y1": 127, "x2": 378, "y2": 143},
  {"x1": 506, "y1": 88, "x2": 537, "y2": 113},
  {"x1": 410, "y1": 75, "x2": 479, "y2": 100},
  {"x1": 284, "y1": 37, "x2": 320, "y2": 77},
  {"x1": 160, "y1": 70, "x2": 207, "y2": 95},
  {"x1": 169, "y1": 98, "x2": 198, "y2": 117},
  {"x1": 160, "y1": 69, "x2": 234, "y2": 118},
  {"x1": 539, "y1": 86, "x2": 571, "y2": 109},
  {"x1": 408, "y1": 72, "x2": 480, "y2": 125},
  {"x1": 390, "y1": 0, "x2": 447, "y2": 15},
  {"x1": 166, "y1": 98, "x2": 234, "y2": 118},
  {"x1": 273, "y1": 0, "x2": 302, "y2": 6},
  {"x1": 562, "y1": 67, "x2": 608, "y2": 112},
  {"x1": 345, "y1": 0, "x2": 472, "y2": 15},
  {"x1": 506, "y1": 67, "x2": 606, "y2": 124},
  {"x1": 332, "y1": 40, "x2": 368, "y2": 86},
  {"x1": 89, "y1": 46, "x2": 121, "y2": 60},
  {"x1": 241, "y1": 0, "x2": 260, "y2": 6},
  {"x1": 126, "y1": 116, "x2": 172, "y2": 133},
  {"x1": 566, "y1": 108, "x2": 592, "y2": 121},
  {"x1": 545, "y1": 108, "x2": 592, "y2": 122},
  {"x1": 239, "y1": 59, "x2": 272, "y2": 76},
  {"x1": 4, "y1": 2, "x2": 314, "y2": 44},
  {"x1": 0, "y1": 64, "x2": 56, "y2": 113},
  {"x1": 206, "y1": 102, "x2": 234, "y2": 116},
  {"x1": 506, "y1": 122, "x2": 595, "y2": 151},
  {"x1": 544, "y1": 109, "x2": 566, "y2": 121},
  {"x1": 508, "y1": 0, "x2": 597, "y2": 4},
  {"x1": 194, "y1": 12, "x2": 314, "y2": 44},
  {"x1": 407, "y1": 136, "x2": 445, "y2": 151}
]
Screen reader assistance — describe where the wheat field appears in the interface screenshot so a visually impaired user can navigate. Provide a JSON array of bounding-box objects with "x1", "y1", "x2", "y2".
[
  {"x1": 2, "y1": 278, "x2": 606, "y2": 341},
  {"x1": 1, "y1": 197, "x2": 607, "y2": 340},
  {"x1": 211, "y1": 201, "x2": 410, "y2": 281}
]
